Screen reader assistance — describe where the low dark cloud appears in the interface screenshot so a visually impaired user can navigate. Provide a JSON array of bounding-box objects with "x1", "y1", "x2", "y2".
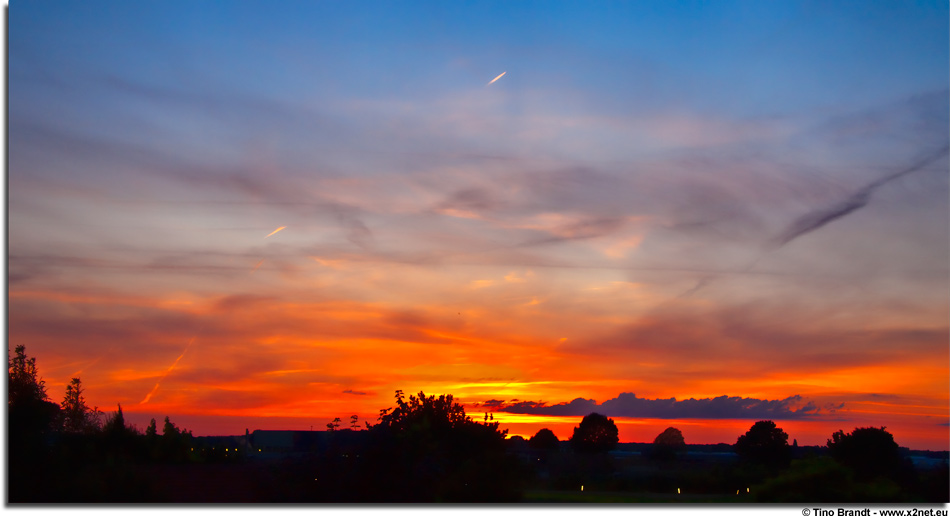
[
  {"x1": 475, "y1": 399, "x2": 507, "y2": 410},
  {"x1": 343, "y1": 389, "x2": 368, "y2": 396},
  {"x1": 499, "y1": 392, "x2": 833, "y2": 420}
]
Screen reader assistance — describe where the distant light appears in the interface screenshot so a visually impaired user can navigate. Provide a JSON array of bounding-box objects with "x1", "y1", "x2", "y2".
[
  {"x1": 580, "y1": 485, "x2": 584, "y2": 492},
  {"x1": 677, "y1": 488, "x2": 681, "y2": 494},
  {"x1": 736, "y1": 490, "x2": 740, "y2": 495},
  {"x1": 747, "y1": 487, "x2": 750, "y2": 493}
]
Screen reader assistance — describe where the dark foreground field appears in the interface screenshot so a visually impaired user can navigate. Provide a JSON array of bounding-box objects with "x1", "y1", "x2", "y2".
[{"x1": 12, "y1": 443, "x2": 948, "y2": 504}]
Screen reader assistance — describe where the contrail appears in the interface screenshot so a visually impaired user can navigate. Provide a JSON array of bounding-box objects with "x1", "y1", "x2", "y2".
[
  {"x1": 138, "y1": 224, "x2": 287, "y2": 406},
  {"x1": 679, "y1": 145, "x2": 949, "y2": 298},
  {"x1": 487, "y1": 71, "x2": 506, "y2": 86},
  {"x1": 140, "y1": 337, "x2": 195, "y2": 405},
  {"x1": 772, "y1": 144, "x2": 949, "y2": 249},
  {"x1": 264, "y1": 226, "x2": 286, "y2": 238}
]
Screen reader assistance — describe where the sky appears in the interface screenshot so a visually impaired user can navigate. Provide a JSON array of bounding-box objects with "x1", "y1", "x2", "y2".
[{"x1": 8, "y1": 0, "x2": 949, "y2": 449}]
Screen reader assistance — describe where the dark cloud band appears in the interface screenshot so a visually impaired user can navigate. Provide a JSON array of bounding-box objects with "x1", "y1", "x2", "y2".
[{"x1": 497, "y1": 392, "x2": 829, "y2": 420}]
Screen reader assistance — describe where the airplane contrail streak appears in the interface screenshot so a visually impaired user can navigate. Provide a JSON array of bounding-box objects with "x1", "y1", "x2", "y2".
[
  {"x1": 140, "y1": 337, "x2": 195, "y2": 405},
  {"x1": 265, "y1": 226, "x2": 286, "y2": 238},
  {"x1": 679, "y1": 145, "x2": 950, "y2": 298},
  {"x1": 772, "y1": 144, "x2": 949, "y2": 249},
  {"x1": 487, "y1": 71, "x2": 506, "y2": 86}
]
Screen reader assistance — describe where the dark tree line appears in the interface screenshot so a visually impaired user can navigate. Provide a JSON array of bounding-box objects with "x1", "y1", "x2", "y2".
[
  {"x1": 8, "y1": 345, "x2": 947, "y2": 502},
  {"x1": 8, "y1": 346, "x2": 203, "y2": 501}
]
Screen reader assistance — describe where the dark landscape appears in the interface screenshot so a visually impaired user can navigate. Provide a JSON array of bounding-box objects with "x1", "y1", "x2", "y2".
[{"x1": 9, "y1": 346, "x2": 949, "y2": 504}]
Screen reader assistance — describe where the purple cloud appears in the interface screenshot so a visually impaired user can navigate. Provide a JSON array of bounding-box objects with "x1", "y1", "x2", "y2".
[{"x1": 500, "y1": 393, "x2": 832, "y2": 420}]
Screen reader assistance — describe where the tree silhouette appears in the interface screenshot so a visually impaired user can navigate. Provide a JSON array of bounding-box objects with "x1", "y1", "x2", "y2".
[
  {"x1": 7, "y1": 345, "x2": 59, "y2": 431},
  {"x1": 569, "y1": 413, "x2": 619, "y2": 454},
  {"x1": 9, "y1": 345, "x2": 48, "y2": 407},
  {"x1": 528, "y1": 428, "x2": 560, "y2": 451},
  {"x1": 162, "y1": 415, "x2": 179, "y2": 437},
  {"x1": 100, "y1": 404, "x2": 146, "y2": 466},
  {"x1": 8, "y1": 346, "x2": 61, "y2": 502},
  {"x1": 735, "y1": 420, "x2": 790, "y2": 469},
  {"x1": 159, "y1": 415, "x2": 194, "y2": 462},
  {"x1": 102, "y1": 404, "x2": 129, "y2": 436},
  {"x1": 60, "y1": 377, "x2": 101, "y2": 434},
  {"x1": 146, "y1": 418, "x2": 158, "y2": 438},
  {"x1": 375, "y1": 390, "x2": 472, "y2": 432},
  {"x1": 349, "y1": 390, "x2": 522, "y2": 502},
  {"x1": 650, "y1": 426, "x2": 687, "y2": 461},
  {"x1": 827, "y1": 427, "x2": 905, "y2": 482}
]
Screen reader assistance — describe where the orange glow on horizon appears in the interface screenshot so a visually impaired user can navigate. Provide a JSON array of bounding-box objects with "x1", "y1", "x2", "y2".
[{"x1": 10, "y1": 276, "x2": 949, "y2": 450}]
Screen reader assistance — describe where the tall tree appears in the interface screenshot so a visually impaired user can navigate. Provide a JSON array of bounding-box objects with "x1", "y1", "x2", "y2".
[
  {"x1": 61, "y1": 377, "x2": 101, "y2": 434},
  {"x1": 102, "y1": 404, "x2": 129, "y2": 436},
  {"x1": 7, "y1": 345, "x2": 58, "y2": 427},
  {"x1": 8, "y1": 345, "x2": 48, "y2": 407},
  {"x1": 569, "y1": 413, "x2": 619, "y2": 454},
  {"x1": 735, "y1": 420, "x2": 790, "y2": 469},
  {"x1": 8, "y1": 345, "x2": 61, "y2": 503},
  {"x1": 162, "y1": 415, "x2": 180, "y2": 437},
  {"x1": 159, "y1": 415, "x2": 193, "y2": 463},
  {"x1": 145, "y1": 418, "x2": 158, "y2": 439}
]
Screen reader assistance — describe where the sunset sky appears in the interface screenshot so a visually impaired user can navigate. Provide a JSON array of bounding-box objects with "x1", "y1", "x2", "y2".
[{"x1": 8, "y1": 1, "x2": 949, "y2": 449}]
